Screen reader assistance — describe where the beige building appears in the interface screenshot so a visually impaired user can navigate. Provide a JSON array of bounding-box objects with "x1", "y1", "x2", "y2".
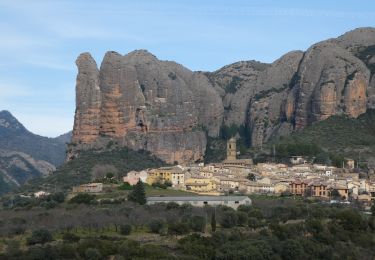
[{"x1": 73, "y1": 183, "x2": 103, "y2": 193}]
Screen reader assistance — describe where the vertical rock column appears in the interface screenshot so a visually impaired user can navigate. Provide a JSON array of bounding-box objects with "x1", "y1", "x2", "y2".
[{"x1": 72, "y1": 53, "x2": 101, "y2": 144}]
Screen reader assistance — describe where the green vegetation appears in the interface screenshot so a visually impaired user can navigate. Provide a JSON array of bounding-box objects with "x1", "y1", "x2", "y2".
[
  {"x1": 21, "y1": 147, "x2": 166, "y2": 193},
  {"x1": 254, "y1": 85, "x2": 288, "y2": 101},
  {"x1": 355, "y1": 44, "x2": 375, "y2": 74},
  {"x1": 270, "y1": 109, "x2": 375, "y2": 167},
  {"x1": 225, "y1": 75, "x2": 242, "y2": 93},
  {"x1": 69, "y1": 193, "x2": 96, "y2": 205},
  {"x1": 127, "y1": 180, "x2": 146, "y2": 205},
  {"x1": 0, "y1": 196, "x2": 374, "y2": 259}
]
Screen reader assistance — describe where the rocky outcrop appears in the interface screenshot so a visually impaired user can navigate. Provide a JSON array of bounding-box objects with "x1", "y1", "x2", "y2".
[
  {"x1": 294, "y1": 41, "x2": 370, "y2": 129},
  {"x1": 71, "y1": 27, "x2": 375, "y2": 158},
  {"x1": 72, "y1": 53, "x2": 101, "y2": 143},
  {"x1": 71, "y1": 50, "x2": 222, "y2": 164}
]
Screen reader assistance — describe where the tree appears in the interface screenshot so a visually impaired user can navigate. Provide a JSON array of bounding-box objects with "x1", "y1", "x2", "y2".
[
  {"x1": 26, "y1": 229, "x2": 53, "y2": 245},
  {"x1": 62, "y1": 233, "x2": 80, "y2": 243},
  {"x1": 371, "y1": 204, "x2": 375, "y2": 216},
  {"x1": 69, "y1": 193, "x2": 96, "y2": 204},
  {"x1": 148, "y1": 219, "x2": 164, "y2": 234},
  {"x1": 220, "y1": 212, "x2": 238, "y2": 228},
  {"x1": 127, "y1": 180, "x2": 146, "y2": 205},
  {"x1": 119, "y1": 224, "x2": 132, "y2": 235},
  {"x1": 190, "y1": 216, "x2": 206, "y2": 232},
  {"x1": 211, "y1": 211, "x2": 216, "y2": 232},
  {"x1": 246, "y1": 173, "x2": 256, "y2": 181},
  {"x1": 85, "y1": 248, "x2": 101, "y2": 260},
  {"x1": 106, "y1": 172, "x2": 114, "y2": 179}
]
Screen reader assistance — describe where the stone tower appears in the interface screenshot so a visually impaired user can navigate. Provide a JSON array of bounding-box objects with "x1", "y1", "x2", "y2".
[{"x1": 227, "y1": 137, "x2": 237, "y2": 161}]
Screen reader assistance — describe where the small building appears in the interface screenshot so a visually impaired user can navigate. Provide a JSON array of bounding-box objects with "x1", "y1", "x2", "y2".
[
  {"x1": 73, "y1": 183, "x2": 103, "y2": 193},
  {"x1": 345, "y1": 158, "x2": 355, "y2": 169},
  {"x1": 185, "y1": 176, "x2": 216, "y2": 192},
  {"x1": 34, "y1": 191, "x2": 50, "y2": 198},
  {"x1": 273, "y1": 182, "x2": 289, "y2": 194},
  {"x1": 290, "y1": 156, "x2": 307, "y2": 165},
  {"x1": 146, "y1": 196, "x2": 252, "y2": 209},
  {"x1": 123, "y1": 170, "x2": 148, "y2": 185},
  {"x1": 146, "y1": 166, "x2": 186, "y2": 188},
  {"x1": 308, "y1": 181, "x2": 328, "y2": 198},
  {"x1": 289, "y1": 180, "x2": 309, "y2": 196},
  {"x1": 329, "y1": 184, "x2": 349, "y2": 200}
]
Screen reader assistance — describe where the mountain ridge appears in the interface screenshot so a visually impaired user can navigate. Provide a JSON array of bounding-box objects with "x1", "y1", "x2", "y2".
[{"x1": 70, "y1": 27, "x2": 375, "y2": 164}]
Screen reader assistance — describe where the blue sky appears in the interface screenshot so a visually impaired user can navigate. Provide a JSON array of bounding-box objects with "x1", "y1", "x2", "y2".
[{"x1": 0, "y1": 0, "x2": 374, "y2": 137}]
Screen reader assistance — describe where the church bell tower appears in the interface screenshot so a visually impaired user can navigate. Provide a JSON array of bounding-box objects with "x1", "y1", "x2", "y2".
[{"x1": 227, "y1": 137, "x2": 237, "y2": 161}]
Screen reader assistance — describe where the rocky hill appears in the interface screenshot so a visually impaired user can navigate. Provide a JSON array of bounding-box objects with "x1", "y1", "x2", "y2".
[
  {"x1": 0, "y1": 111, "x2": 69, "y2": 194},
  {"x1": 71, "y1": 27, "x2": 375, "y2": 164},
  {"x1": 0, "y1": 111, "x2": 68, "y2": 166}
]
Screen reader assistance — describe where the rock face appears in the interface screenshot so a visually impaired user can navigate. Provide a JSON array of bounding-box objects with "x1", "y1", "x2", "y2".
[
  {"x1": 71, "y1": 27, "x2": 375, "y2": 160},
  {"x1": 71, "y1": 50, "x2": 222, "y2": 164}
]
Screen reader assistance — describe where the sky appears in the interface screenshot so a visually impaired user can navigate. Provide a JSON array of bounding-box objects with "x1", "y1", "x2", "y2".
[{"x1": 0, "y1": 0, "x2": 374, "y2": 137}]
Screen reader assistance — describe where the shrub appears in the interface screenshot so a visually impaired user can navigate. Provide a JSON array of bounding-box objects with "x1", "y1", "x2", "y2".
[
  {"x1": 220, "y1": 212, "x2": 238, "y2": 228},
  {"x1": 26, "y1": 229, "x2": 53, "y2": 245},
  {"x1": 118, "y1": 182, "x2": 133, "y2": 190},
  {"x1": 148, "y1": 219, "x2": 164, "y2": 234},
  {"x1": 168, "y1": 222, "x2": 190, "y2": 235},
  {"x1": 119, "y1": 224, "x2": 132, "y2": 235},
  {"x1": 190, "y1": 216, "x2": 206, "y2": 232},
  {"x1": 69, "y1": 193, "x2": 96, "y2": 204},
  {"x1": 85, "y1": 248, "x2": 102, "y2": 260},
  {"x1": 62, "y1": 233, "x2": 80, "y2": 243}
]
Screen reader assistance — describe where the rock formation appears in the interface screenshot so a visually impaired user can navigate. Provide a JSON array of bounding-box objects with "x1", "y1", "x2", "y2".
[
  {"x1": 71, "y1": 27, "x2": 375, "y2": 162},
  {"x1": 70, "y1": 50, "x2": 223, "y2": 164}
]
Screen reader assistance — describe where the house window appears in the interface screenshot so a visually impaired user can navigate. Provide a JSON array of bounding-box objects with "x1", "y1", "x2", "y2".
[
  {"x1": 204, "y1": 201, "x2": 208, "y2": 205},
  {"x1": 235, "y1": 201, "x2": 239, "y2": 204}
]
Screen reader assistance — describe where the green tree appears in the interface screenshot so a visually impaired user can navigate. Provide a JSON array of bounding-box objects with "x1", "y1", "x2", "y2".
[
  {"x1": 127, "y1": 180, "x2": 146, "y2": 205},
  {"x1": 220, "y1": 211, "x2": 238, "y2": 228},
  {"x1": 26, "y1": 229, "x2": 53, "y2": 245},
  {"x1": 371, "y1": 204, "x2": 375, "y2": 216},
  {"x1": 190, "y1": 216, "x2": 206, "y2": 232},
  {"x1": 69, "y1": 193, "x2": 96, "y2": 204},
  {"x1": 211, "y1": 211, "x2": 216, "y2": 232},
  {"x1": 148, "y1": 219, "x2": 164, "y2": 234},
  {"x1": 106, "y1": 172, "x2": 114, "y2": 179},
  {"x1": 85, "y1": 248, "x2": 101, "y2": 260},
  {"x1": 246, "y1": 173, "x2": 256, "y2": 181},
  {"x1": 119, "y1": 224, "x2": 132, "y2": 235}
]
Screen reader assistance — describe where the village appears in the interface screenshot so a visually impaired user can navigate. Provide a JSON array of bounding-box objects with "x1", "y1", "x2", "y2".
[{"x1": 69, "y1": 138, "x2": 375, "y2": 209}]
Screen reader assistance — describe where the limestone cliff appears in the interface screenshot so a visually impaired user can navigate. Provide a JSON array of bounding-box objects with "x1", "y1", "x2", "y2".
[
  {"x1": 70, "y1": 50, "x2": 222, "y2": 164},
  {"x1": 71, "y1": 27, "x2": 375, "y2": 160}
]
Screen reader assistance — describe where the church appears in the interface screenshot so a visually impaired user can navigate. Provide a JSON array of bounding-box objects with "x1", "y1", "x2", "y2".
[{"x1": 223, "y1": 137, "x2": 253, "y2": 167}]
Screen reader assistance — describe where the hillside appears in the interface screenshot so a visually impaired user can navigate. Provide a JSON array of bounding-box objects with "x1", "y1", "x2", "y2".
[
  {"x1": 0, "y1": 111, "x2": 68, "y2": 166},
  {"x1": 0, "y1": 150, "x2": 55, "y2": 195},
  {"x1": 21, "y1": 147, "x2": 167, "y2": 192},
  {"x1": 0, "y1": 111, "x2": 69, "y2": 194},
  {"x1": 269, "y1": 109, "x2": 375, "y2": 167}
]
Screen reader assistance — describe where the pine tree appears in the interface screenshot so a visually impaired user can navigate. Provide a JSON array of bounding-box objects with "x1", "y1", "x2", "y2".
[
  {"x1": 211, "y1": 210, "x2": 216, "y2": 232},
  {"x1": 128, "y1": 180, "x2": 146, "y2": 205}
]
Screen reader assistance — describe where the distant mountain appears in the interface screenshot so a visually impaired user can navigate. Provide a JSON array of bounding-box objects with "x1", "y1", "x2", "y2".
[
  {"x1": 55, "y1": 131, "x2": 73, "y2": 144},
  {"x1": 0, "y1": 111, "x2": 70, "y2": 194},
  {"x1": 0, "y1": 110, "x2": 68, "y2": 166},
  {"x1": 0, "y1": 149, "x2": 55, "y2": 195}
]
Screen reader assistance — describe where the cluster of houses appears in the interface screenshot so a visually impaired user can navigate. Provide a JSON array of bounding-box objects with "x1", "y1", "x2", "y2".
[{"x1": 72, "y1": 138, "x2": 375, "y2": 205}]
